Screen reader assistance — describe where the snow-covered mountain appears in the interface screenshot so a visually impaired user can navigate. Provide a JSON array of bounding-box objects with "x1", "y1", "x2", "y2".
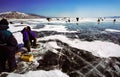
[{"x1": 0, "y1": 11, "x2": 46, "y2": 19}]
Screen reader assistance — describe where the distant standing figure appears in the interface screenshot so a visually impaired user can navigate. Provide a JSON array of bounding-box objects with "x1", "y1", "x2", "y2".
[
  {"x1": 101, "y1": 19, "x2": 104, "y2": 21},
  {"x1": 76, "y1": 17, "x2": 79, "y2": 22},
  {"x1": 27, "y1": 26, "x2": 37, "y2": 47},
  {"x1": 113, "y1": 19, "x2": 116, "y2": 23},
  {"x1": 0, "y1": 18, "x2": 18, "y2": 72},
  {"x1": 68, "y1": 19, "x2": 70, "y2": 22},
  {"x1": 97, "y1": 18, "x2": 100, "y2": 24},
  {"x1": 21, "y1": 27, "x2": 31, "y2": 52}
]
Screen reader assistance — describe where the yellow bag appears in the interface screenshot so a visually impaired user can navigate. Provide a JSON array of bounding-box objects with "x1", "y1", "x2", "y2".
[{"x1": 21, "y1": 54, "x2": 34, "y2": 62}]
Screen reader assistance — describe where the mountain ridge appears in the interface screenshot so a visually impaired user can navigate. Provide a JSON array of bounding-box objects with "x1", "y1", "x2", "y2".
[{"x1": 0, "y1": 11, "x2": 46, "y2": 19}]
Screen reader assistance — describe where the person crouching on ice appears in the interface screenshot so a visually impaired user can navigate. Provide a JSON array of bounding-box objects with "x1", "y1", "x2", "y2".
[
  {"x1": 27, "y1": 26, "x2": 37, "y2": 47},
  {"x1": 21, "y1": 27, "x2": 31, "y2": 52},
  {"x1": 0, "y1": 18, "x2": 18, "y2": 73}
]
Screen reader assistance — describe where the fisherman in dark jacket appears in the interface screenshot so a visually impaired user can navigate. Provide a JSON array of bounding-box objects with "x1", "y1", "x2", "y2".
[{"x1": 0, "y1": 18, "x2": 18, "y2": 73}]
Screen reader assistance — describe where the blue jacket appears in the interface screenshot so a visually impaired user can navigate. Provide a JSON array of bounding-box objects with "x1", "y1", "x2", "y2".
[
  {"x1": 0, "y1": 24, "x2": 18, "y2": 52},
  {"x1": 21, "y1": 28, "x2": 29, "y2": 42},
  {"x1": 29, "y1": 31, "x2": 37, "y2": 39}
]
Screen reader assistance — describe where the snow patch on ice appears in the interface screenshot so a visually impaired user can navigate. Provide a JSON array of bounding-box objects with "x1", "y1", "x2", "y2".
[
  {"x1": 7, "y1": 70, "x2": 69, "y2": 77},
  {"x1": 105, "y1": 29, "x2": 120, "y2": 33},
  {"x1": 47, "y1": 42, "x2": 61, "y2": 49},
  {"x1": 33, "y1": 25, "x2": 77, "y2": 33},
  {"x1": 13, "y1": 32, "x2": 23, "y2": 44},
  {"x1": 39, "y1": 35, "x2": 120, "y2": 58}
]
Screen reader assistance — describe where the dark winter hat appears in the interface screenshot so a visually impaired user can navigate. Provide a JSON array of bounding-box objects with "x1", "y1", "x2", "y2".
[
  {"x1": 0, "y1": 18, "x2": 9, "y2": 30},
  {"x1": 27, "y1": 26, "x2": 31, "y2": 31},
  {"x1": 0, "y1": 18, "x2": 9, "y2": 25}
]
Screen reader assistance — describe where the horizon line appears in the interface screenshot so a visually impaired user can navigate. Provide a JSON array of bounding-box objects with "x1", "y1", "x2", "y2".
[{"x1": 0, "y1": 11, "x2": 120, "y2": 18}]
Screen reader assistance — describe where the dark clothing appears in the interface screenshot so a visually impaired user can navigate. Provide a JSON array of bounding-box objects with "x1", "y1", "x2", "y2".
[
  {"x1": 21, "y1": 28, "x2": 31, "y2": 52},
  {"x1": 76, "y1": 17, "x2": 79, "y2": 22},
  {"x1": 24, "y1": 40, "x2": 31, "y2": 52},
  {"x1": 28, "y1": 31, "x2": 37, "y2": 46},
  {"x1": 0, "y1": 23, "x2": 18, "y2": 72},
  {"x1": 0, "y1": 44, "x2": 16, "y2": 72}
]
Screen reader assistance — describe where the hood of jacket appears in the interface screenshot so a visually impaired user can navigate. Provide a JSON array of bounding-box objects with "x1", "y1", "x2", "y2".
[{"x1": 0, "y1": 19, "x2": 9, "y2": 30}]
